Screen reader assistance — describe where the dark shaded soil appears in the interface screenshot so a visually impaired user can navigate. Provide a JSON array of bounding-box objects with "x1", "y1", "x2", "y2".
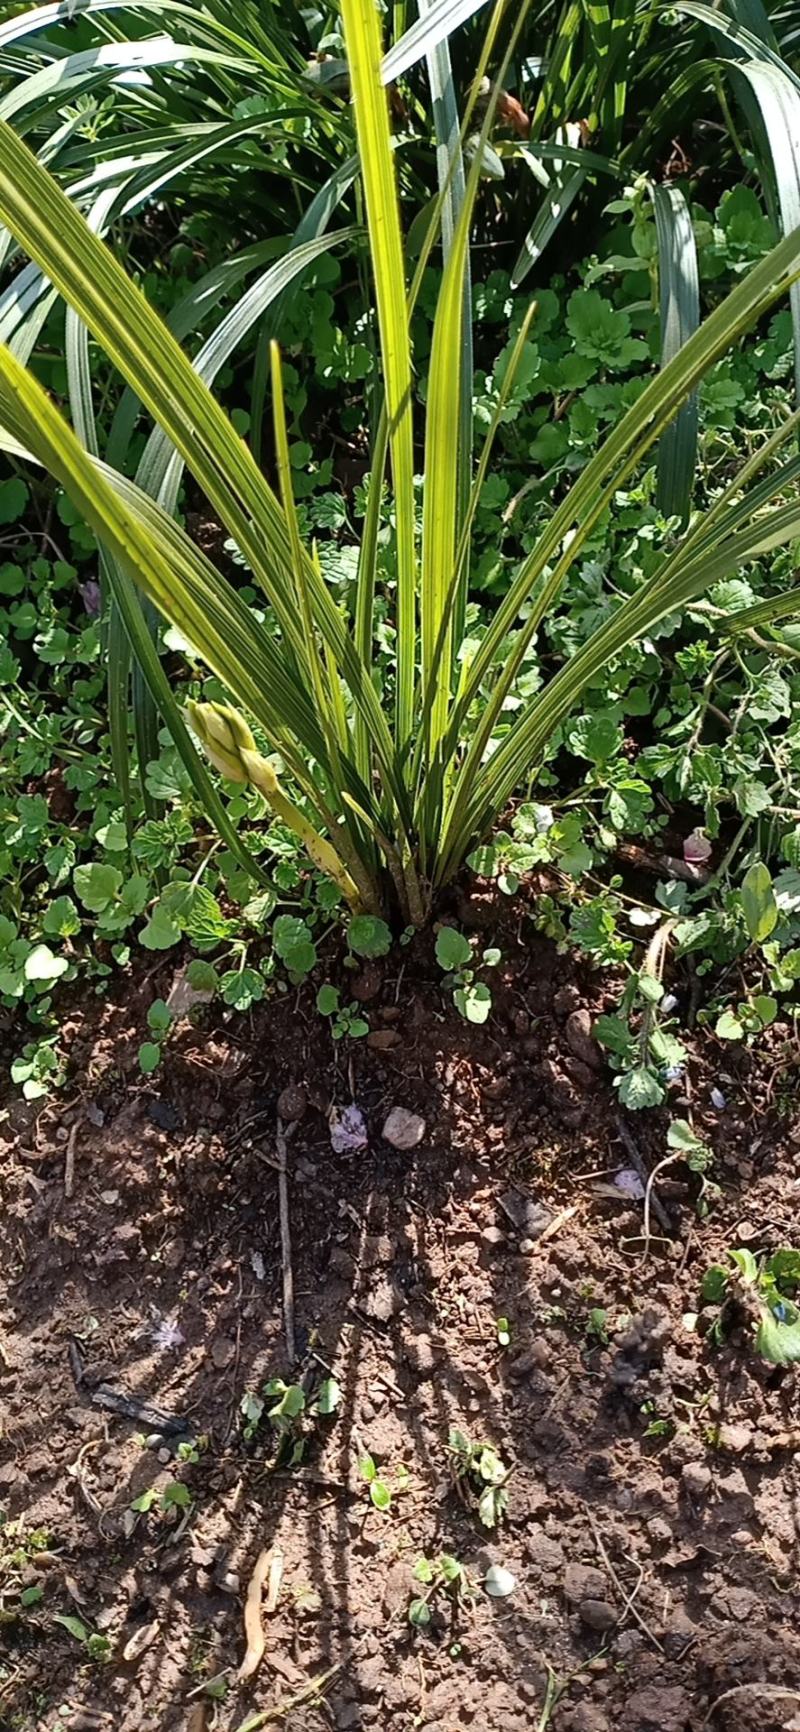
[{"x1": 3, "y1": 897, "x2": 800, "y2": 1732}]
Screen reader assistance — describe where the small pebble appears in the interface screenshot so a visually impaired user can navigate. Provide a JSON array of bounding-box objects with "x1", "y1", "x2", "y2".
[{"x1": 382, "y1": 1106, "x2": 426, "y2": 1150}]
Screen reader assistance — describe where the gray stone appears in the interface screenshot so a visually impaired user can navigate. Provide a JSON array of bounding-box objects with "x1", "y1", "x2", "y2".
[{"x1": 382, "y1": 1107, "x2": 426, "y2": 1150}]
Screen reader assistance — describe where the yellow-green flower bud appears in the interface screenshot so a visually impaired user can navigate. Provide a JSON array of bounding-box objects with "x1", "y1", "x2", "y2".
[
  {"x1": 186, "y1": 699, "x2": 361, "y2": 909},
  {"x1": 186, "y1": 699, "x2": 256, "y2": 784}
]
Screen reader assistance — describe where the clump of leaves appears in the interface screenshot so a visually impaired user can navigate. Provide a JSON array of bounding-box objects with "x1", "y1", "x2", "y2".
[
  {"x1": 130, "y1": 1478, "x2": 193, "y2": 1519},
  {"x1": 239, "y1": 1373, "x2": 341, "y2": 1465},
  {"x1": 447, "y1": 1427, "x2": 510, "y2": 1528},
  {"x1": 435, "y1": 926, "x2": 500, "y2": 1025},
  {"x1": 53, "y1": 1612, "x2": 111, "y2": 1662},
  {"x1": 0, "y1": 1521, "x2": 52, "y2": 1623},
  {"x1": 595, "y1": 957, "x2": 687, "y2": 1110},
  {"x1": 700, "y1": 1247, "x2": 800, "y2": 1363},
  {"x1": 316, "y1": 983, "x2": 369, "y2": 1039},
  {"x1": 408, "y1": 1552, "x2": 471, "y2": 1628}
]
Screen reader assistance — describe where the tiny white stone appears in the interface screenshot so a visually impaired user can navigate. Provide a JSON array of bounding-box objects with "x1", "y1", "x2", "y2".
[{"x1": 484, "y1": 1564, "x2": 516, "y2": 1598}]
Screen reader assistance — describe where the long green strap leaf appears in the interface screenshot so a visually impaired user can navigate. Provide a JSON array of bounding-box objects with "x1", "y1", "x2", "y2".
[
  {"x1": 458, "y1": 219, "x2": 800, "y2": 719},
  {"x1": 0, "y1": 0, "x2": 284, "y2": 73},
  {"x1": 420, "y1": 0, "x2": 472, "y2": 634},
  {"x1": 438, "y1": 222, "x2": 800, "y2": 864},
  {"x1": 511, "y1": 164, "x2": 586, "y2": 288},
  {"x1": 0, "y1": 113, "x2": 408, "y2": 830},
  {"x1": 382, "y1": 0, "x2": 491, "y2": 83},
  {"x1": 653, "y1": 182, "x2": 699, "y2": 525},
  {"x1": 725, "y1": 58, "x2": 800, "y2": 398},
  {"x1": 0, "y1": 349, "x2": 344, "y2": 862},
  {"x1": 676, "y1": 1, "x2": 800, "y2": 97},
  {"x1": 341, "y1": 0, "x2": 416, "y2": 751}
]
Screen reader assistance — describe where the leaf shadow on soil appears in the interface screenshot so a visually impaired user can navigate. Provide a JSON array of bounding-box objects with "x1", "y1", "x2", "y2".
[{"x1": 4, "y1": 909, "x2": 800, "y2": 1732}]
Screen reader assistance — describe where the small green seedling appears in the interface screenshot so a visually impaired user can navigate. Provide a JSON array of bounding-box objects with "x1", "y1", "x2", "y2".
[
  {"x1": 448, "y1": 1427, "x2": 510, "y2": 1528},
  {"x1": 138, "y1": 996, "x2": 173, "y2": 1075},
  {"x1": 666, "y1": 1118, "x2": 720, "y2": 1216},
  {"x1": 316, "y1": 983, "x2": 369, "y2": 1039},
  {"x1": 130, "y1": 1479, "x2": 193, "y2": 1517},
  {"x1": 435, "y1": 926, "x2": 500, "y2": 1024},
  {"x1": 53, "y1": 1613, "x2": 111, "y2": 1662},
  {"x1": 711, "y1": 864, "x2": 790, "y2": 1045},
  {"x1": 359, "y1": 1451, "x2": 391, "y2": 1510},
  {"x1": 175, "y1": 1436, "x2": 206, "y2": 1464},
  {"x1": 715, "y1": 993, "x2": 778, "y2": 1043},
  {"x1": 496, "y1": 1315, "x2": 511, "y2": 1348},
  {"x1": 639, "y1": 1398, "x2": 675, "y2": 1440},
  {"x1": 586, "y1": 1307, "x2": 609, "y2": 1345},
  {"x1": 595, "y1": 964, "x2": 687, "y2": 1110},
  {"x1": 700, "y1": 1246, "x2": 800, "y2": 1363},
  {"x1": 358, "y1": 1451, "x2": 410, "y2": 1512},
  {"x1": 242, "y1": 1378, "x2": 305, "y2": 1441},
  {"x1": 408, "y1": 1552, "x2": 472, "y2": 1628}
]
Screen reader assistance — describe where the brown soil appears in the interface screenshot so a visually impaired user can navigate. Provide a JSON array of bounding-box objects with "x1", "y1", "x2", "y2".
[{"x1": 3, "y1": 897, "x2": 800, "y2": 1732}]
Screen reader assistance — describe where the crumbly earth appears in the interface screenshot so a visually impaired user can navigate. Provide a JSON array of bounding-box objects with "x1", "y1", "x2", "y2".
[{"x1": 3, "y1": 896, "x2": 800, "y2": 1732}]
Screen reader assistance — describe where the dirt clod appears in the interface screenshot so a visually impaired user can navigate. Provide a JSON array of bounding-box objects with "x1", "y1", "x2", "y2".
[
  {"x1": 681, "y1": 1461, "x2": 712, "y2": 1498},
  {"x1": 364, "y1": 1277, "x2": 404, "y2": 1322},
  {"x1": 277, "y1": 1082, "x2": 307, "y2": 1122},
  {"x1": 564, "y1": 1562, "x2": 606, "y2": 1604},
  {"x1": 579, "y1": 1597, "x2": 618, "y2": 1631}
]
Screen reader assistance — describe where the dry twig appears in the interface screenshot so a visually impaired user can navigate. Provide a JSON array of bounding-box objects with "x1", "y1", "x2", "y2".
[
  {"x1": 642, "y1": 1155, "x2": 680, "y2": 1262},
  {"x1": 276, "y1": 1117, "x2": 295, "y2": 1363},
  {"x1": 233, "y1": 1658, "x2": 346, "y2": 1731},
  {"x1": 538, "y1": 1203, "x2": 579, "y2": 1243},
  {"x1": 584, "y1": 1507, "x2": 663, "y2": 1653},
  {"x1": 64, "y1": 1120, "x2": 78, "y2": 1199},
  {"x1": 614, "y1": 1117, "x2": 671, "y2": 1232}
]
